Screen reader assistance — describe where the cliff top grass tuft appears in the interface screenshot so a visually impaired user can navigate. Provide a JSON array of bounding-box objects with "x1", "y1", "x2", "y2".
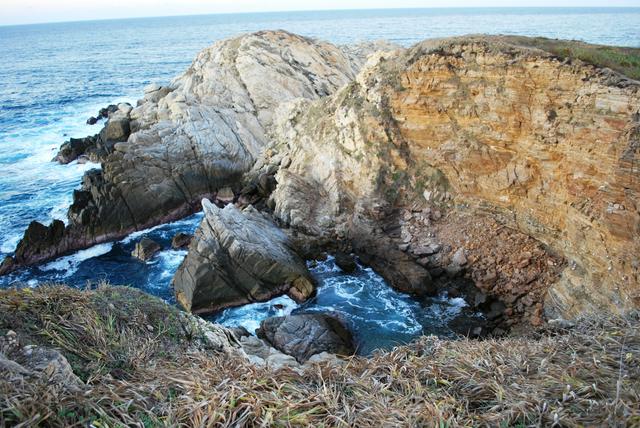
[
  {"x1": 1, "y1": 285, "x2": 639, "y2": 426},
  {"x1": 502, "y1": 35, "x2": 640, "y2": 80}
]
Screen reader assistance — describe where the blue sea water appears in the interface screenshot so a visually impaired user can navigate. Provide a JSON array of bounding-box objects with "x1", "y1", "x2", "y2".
[{"x1": 0, "y1": 8, "x2": 638, "y2": 353}]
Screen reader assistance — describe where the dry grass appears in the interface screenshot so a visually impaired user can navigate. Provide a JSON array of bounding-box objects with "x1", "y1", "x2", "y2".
[
  {"x1": 501, "y1": 35, "x2": 640, "y2": 80},
  {"x1": 1, "y1": 285, "x2": 639, "y2": 427}
]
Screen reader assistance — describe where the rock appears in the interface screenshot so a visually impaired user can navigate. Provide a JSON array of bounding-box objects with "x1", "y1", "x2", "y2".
[
  {"x1": 0, "y1": 331, "x2": 83, "y2": 391},
  {"x1": 451, "y1": 248, "x2": 467, "y2": 266},
  {"x1": 334, "y1": 252, "x2": 357, "y2": 273},
  {"x1": 229, "y1": 326, "x2": 251, "y2": 339},
  {"x1": 257, "y1": 173, "x2": 277, "y2": 197},
  {"x1": 6, "y1": 33, "x2": 640, "y2": 325},
  {"x1": 413, "y1": 243, "x2": 442, "y2": 256},
  {"x1": 144, "y1": 83, "x2": 162, "y2": 94},
  {"x1": 101, "y1": 116, "x2": 130, "y2": 142},
  {"x1": 257, "y1": 313, "x2": 355, "y2": 363},
  {"x1": 86, "y1": 116, "x2": 98, "y2": 125},
  {"x1": 7, "y1": 220, "x2": 66, "y2": 272},
  {"x1": 53, "y1": 136, "x2": 98, "y2": 164},
  {"x1": 356, "y1": 236, "x2": 436, "y2": 296},
  {"x1": 131, "y1": 237, "x2": 161, "y2": 261},
  {"x1": 21, "y1": 346, "x2": 83, "y2": 389},
  {"x1": 172, "y1": 199, "x2": 315, "y2": 314},
  {"x1": 117, "y1": 102, "x2": 133, "y2": 116},
  {"x1": 216, "y1": 187, "x2": 235, "y2": 204},
  {"x1": 262, "y1": 34, "x2": 640, "y2": 321},
  {"x1": 99, "y1": 104, "x2": 118, "y2": 118},
  {"x1": 4, "y1": 30, "x2": 390, "y2": 275},
  {"x1": 547, "y1": 318, "x2": 576, "y2": 329},
  {"x1": 171, "y1": 232, "x2": 192, "y2": 249},
  {"x1": 239, "y1": 335, "x2": 301, "y2": 370},
  {"x1": 0, "y1": 256, "x2": 16, "y2": 275}
]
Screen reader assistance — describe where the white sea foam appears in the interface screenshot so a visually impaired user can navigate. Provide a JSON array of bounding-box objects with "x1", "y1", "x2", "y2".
[
  {"x1": 215, "y1": 295, "x2": 297, "y2": 334},
  {"x1": 0, "y1": 235, "x2": 21, "y2": 254},
  {"x1": 40, "y1": 242, "x2": 113, "y2": 277},
  {"x1": 157, "y1": 249, "x2": 188, "y2": 279},
  {"x1": 120, "y1": 213, "x2": 203, "y2": 244}
]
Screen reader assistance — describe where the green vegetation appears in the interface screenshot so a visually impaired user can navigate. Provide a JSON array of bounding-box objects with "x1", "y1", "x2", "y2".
[
  {"x1": 505, "y1": 36, "x2": 640, "y2": 80},
  {"x1": 1, "y1": 285, "x2": 639, "y2": 426}
]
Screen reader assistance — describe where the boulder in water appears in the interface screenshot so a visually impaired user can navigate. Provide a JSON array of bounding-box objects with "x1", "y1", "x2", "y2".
[
  {"x1": 53, "y1": 136, "x2": 98, "y2": 164},
  {"x1": 171, "y1": 232, "x2": 192, "y2": 249},
  {"x1": 172, "y1": 199, "x2": 315, "y2": 314},
  {"x1": 334, "y1": 252, "x2": 357, "y2": 274},
  {"x1": 257, "y1": 313, "x2": 355, "y2": 363},
  {"x1": 131, "y1": 237, "x2": 161, "y2": 261}
]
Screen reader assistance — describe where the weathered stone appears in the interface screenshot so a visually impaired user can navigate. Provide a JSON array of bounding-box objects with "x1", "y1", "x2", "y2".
[
  {"x1": 216, "y1": 187, "x2": 235, "y2": 204},
  {"x1": 334, "y1": 252, "x2": 357, "y2": 273},
  {"x1": 131, "y1": 237, "x2": 161, "y2": 261},
  {"x1": 451, "y1": 248, "x2": 467, "y2": 266},
  {"x1": 413, "y1": 243, "x2": 442, "y2": 257},
  {"x1": 264, "y1": 35, "x2": 640, "y2": 320},
  {"x1": 53, "y1": 136, "x2": 98, "y2": 164},
  {"x1": 171, "y1": 232, "x2": 193, "y2": 249},
  {"x1": 172, "y1": 199, "x2": 315, "y2": 314},
  {"x1": 4, "y1": 30, "x2": 390, "y2": 274},
  {"x1": 257, "y1": 313, "x2": 355, "y2": 363}
]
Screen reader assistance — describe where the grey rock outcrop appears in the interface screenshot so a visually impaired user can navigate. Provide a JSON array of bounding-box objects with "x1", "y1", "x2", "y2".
[
  {"x1": 131, "y1": 237, "x2": 161, "y2": 261},
  {"x1": 172, "y1": 199, "x2": 315, "y2": 314},
  {"x1": 171, "y1": 232, "x2": 193, "y2": 249},
  {"x1": 257, "y1": 313, "x2": 355, "y2": 363},
  {"x1": 3, "y1": 30, "x2": 393, "y2": 275}
]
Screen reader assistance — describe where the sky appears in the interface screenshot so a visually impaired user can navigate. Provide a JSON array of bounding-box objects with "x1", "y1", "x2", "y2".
[{"x1": 2, "y1": 0, "x2": 640, "y2": 26}]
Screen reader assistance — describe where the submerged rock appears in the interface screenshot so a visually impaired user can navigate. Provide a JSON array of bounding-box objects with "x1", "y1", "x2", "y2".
[
  {"x1": 257, "y1": 313, "x2": 355, "y2": 363},
  {"x1": 131, "y1": 237, "x2": 161, "y2": 261},
  {"x1": 334, "y1": 252, "x2": 357, "y2": 274},
  {"x1": 172, "y1": 199, "x2": 315, "y2": 314}
]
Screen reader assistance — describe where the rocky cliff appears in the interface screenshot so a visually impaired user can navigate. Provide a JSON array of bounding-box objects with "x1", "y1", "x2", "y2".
[
  {"x1": 254, "y1": 35, "x2": 639, "y2": 322},
  {"x1": 3, "y1": 32, "x2": 639, "y2": 325},
  {"x1": 1, "y1": 30, "x2": 394, "y2": 274}
]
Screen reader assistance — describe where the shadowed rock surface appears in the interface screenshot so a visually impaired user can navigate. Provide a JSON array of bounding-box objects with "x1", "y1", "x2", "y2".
[
  {"x1": 257, "y1": 313, "x2": 355, "y2": 363},
  {"x1": 172, "y1": 199, "x2": 315, "y2": 314},
  {"x1": 171, "y1": 232, "x2": 193, "y2": 249},
  {"x1": 131, "y1": 237, "x2": 161, "y2": 261}
]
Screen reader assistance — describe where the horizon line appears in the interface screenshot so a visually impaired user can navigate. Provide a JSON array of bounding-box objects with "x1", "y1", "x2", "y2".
[{"x1": 1, "y1": 5, "x2": 639, "y2": 28}]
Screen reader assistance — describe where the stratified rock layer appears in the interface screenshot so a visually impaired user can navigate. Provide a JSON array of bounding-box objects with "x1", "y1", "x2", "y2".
[
  {"x1": 172, "y1": 199, "x2": 315, "y2": 314},
  {"x1": 260, "y1": 35, "x2": 640, "y2": 320}
]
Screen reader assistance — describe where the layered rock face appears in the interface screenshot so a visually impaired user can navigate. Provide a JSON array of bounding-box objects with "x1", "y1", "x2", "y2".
[
  {"x1": 259, "y1": 36, "x2": 640, "y2": 321},
  {"x1": 172, "y1": 199, "x2": 315, "y2": 314},
  {"x1": 1, "y1": 30, "x2": 388, "y2": 275}
]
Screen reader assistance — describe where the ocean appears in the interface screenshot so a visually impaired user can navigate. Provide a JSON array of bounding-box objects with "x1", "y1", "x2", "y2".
[{"x1": 0, "y1": 7, "x2": 638, "y2": 353}]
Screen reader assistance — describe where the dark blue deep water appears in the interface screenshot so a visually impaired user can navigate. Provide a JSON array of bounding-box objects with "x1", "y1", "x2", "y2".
[{"x1": 1, "y1": 8, "x2": 639, "y2": 353}]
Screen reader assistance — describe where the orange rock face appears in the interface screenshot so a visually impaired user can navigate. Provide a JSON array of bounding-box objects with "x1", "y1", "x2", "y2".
[
  {"x1": 387, "y1": 39, "x2": 639, "y2": 318},
  {"x1": 266, "y1": 36, "x2": 640, "y2": 320}
]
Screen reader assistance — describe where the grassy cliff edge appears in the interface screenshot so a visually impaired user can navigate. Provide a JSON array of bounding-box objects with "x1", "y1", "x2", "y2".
[{"x1": 0, "y1": 285, "x2": 638, "y2": 426}]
